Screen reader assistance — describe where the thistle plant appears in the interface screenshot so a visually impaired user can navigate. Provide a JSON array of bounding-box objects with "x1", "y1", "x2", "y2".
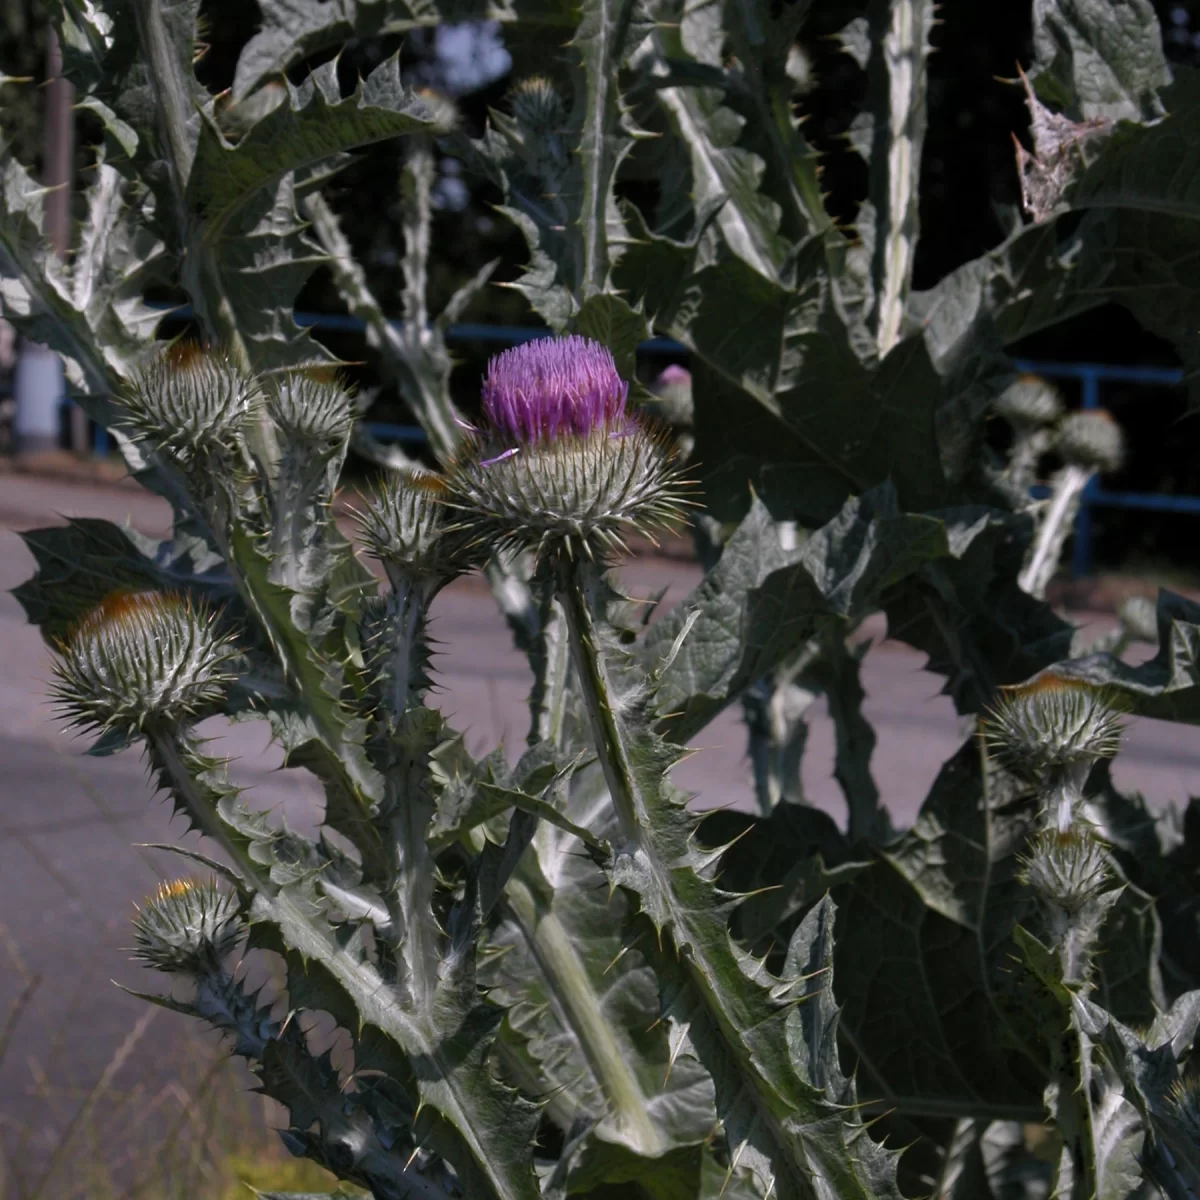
[{"x1": 6, "y1": 0, "x2": 1200, "y2": 1197}]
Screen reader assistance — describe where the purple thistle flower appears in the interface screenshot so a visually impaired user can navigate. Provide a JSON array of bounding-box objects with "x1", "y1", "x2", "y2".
[{"x1": 481, "y1": 336, "x2": 629, "y2": 446}]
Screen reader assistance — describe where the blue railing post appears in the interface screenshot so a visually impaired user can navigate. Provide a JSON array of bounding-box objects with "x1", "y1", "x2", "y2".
[{"x1": 1072, "y1": 367, "x2": 1101, "y2": 578}]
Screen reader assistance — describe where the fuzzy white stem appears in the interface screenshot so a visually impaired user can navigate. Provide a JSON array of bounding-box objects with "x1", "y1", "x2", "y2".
[{"x1": 1019, "y1": 464, "x2": 1093, "y2": 598}]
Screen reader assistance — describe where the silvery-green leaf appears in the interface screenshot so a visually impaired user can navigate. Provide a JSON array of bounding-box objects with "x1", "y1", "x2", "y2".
[
  {"x1": 184, "y1": 57, "x2": 452, "y2": 369},
  {"x1": 1028, "y1": 0, "x2": 1171, "y2": 122},
  {"x1": 635, "y1": 0, "x2": 787, "y2": 280},
  {"x1": 647, "y1": 488, "x2": 959, "y2": 740},
  {"x1": 486, "y1": 763, "x2": 720, "y2": 1197},
  {"x1": 1045, "y1": 589, "x2": 1200, "y2": 723}
]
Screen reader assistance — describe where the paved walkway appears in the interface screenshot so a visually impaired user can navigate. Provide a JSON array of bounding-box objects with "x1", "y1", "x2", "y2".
[{"x1": 1, "y1": 473, "x2": 1198, "y2": 1177}]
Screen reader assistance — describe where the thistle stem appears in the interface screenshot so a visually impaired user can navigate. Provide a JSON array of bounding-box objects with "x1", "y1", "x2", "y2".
[
  {"x1": 555, "y1": 557, "x2": 640, "y2": 838},
  {"x1": 1019, "y1": 463, "x2": 1092, "y2": 598}
]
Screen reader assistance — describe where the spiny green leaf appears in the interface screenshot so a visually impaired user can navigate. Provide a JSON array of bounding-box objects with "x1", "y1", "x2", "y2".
[
  {"x1": 646, "y1": 487, "x2": 958, "y2": 740},
  {"x1": 0, "y1": 155, "x2": 159, "y2": 399},
  {"x1": 249, "y1": 880, "x2": 543, "y2": 1200},
  {"x1": 1043, "y1": 589, "x2": 1200, "y2": 723},
  {"x1": 13, "y1": 518, "x2": 232, "y2": 646},
  {"x1": 637, "y1": 0, "x2": 787, "y2": 280},
  {"x1": 1069, "y1": 69, "x2": 1200, "y2": 221},
  {"x1": 225, "y1": 523, "x2": 383, "y2": 813}
]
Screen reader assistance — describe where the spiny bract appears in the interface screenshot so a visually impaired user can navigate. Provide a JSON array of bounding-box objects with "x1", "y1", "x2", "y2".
[{"x1": 51, "y1": 592, "x2": 238, "y2": 735}]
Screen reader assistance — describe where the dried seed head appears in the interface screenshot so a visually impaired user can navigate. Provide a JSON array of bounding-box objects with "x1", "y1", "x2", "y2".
[
  {"x1": 448, "y1": 337, "x2": 688, "y2": 557},
  {"x1": 1019, "y1": 828, "x2": 1115, "y2": 914},
  {"x1": 118, "y1": 344, "x2": 262, "y2": 465},
  {"x1": 984, "y1": 672, "x2": 1124, "y2": 778},
  {"x1": 1056, "y1": 409, "x2": 1124, "y2": 473},
  {"x1": 509, "y1": 76, "x2": 567, "y2": 135},
  {"x1": 994, "y1": 374, "x2": 1063, "y2": 428},
  {"x1": 132, "y1": 878, "x2": 243, "y2": 973},
  {"x1": 267, "y1": 372, "x2": 355, "y2": 446},
  {"x1": 52, "y1": 592, "x2": 237, "y2": 736},
  {"x1": 352, "y1": 471, "x2": 478, "y2": 590}
]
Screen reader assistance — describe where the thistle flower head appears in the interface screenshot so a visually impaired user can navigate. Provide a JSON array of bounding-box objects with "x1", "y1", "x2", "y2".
[
  {"x1": 117, "y1": 344, "x2": 262, "y2": 465},
  {"x1": 1056, "y1": 409, "x2": 1124, "y2": 473},
  {"x1": 481, "y1": 336, "x2": 630, "y2": 446},
  {"x1": 52, "y1": 592, "x2": 238, "y2": 736},
  {"x1": 267, "y1": 372, "x2": 355, "y2": 447},
  {"x1": 1019, "y1": 828, "x2": 1115, "y2": 914},
  {"x1": 984, "y1": 672, "x2": 1124, "y2": 778},
  {"x1": 449, "y1": 337, "x2": 688, "y2": 557},
  {"x1": 352, "y1": 471, "x2": 478, "y2": 591},
  {"x1": 132, "y1": 878, "x2": 243, "y2": 974},
  {"x1": 994, "y1": 373, "x2": 1063, "y2": 428}
]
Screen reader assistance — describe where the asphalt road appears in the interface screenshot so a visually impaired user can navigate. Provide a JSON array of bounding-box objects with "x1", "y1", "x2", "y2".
[{"x1": 0, "y1": 472, "x2": 1197, "y2": 1175}]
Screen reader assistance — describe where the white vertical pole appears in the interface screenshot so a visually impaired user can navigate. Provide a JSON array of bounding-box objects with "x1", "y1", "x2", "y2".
[{"x1": 14, "y1": 27, "x2": 75, "y2": 457}]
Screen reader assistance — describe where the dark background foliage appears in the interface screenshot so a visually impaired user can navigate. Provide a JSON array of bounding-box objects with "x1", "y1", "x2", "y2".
[{"x1": 2, "y1": 0, "x2": 1199, "y2": 572}]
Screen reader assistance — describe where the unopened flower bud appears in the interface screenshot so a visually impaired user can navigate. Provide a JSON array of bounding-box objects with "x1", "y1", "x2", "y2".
[
  {"x1": 447, "y1": 337, "x2": 687, "y2": 557},
  {"x1": 509, "y1": 76, "x2": 567, "y2": 135},
  {"x1": 1056, "y1": 409, "x2": 1124, "y2": 473},
  {"x1": 984, "y1": 672, "x2": 1123, "y2": 782},
  {"x1": 267, "y1": 372, "x2": 355, "y2": 447},
  {"x1": 132, "y1": 878, "x2": 243, "y2": 974},
  {"x1": 1019, "y1": 829, "x2": 1115, "y2": 915},
  {"x1": 52, "y1": 592, "x2": 237, "y2": 736},
  {"x1": 644, "y1": 364, "x2": 694, "y2": 428},
  {"x1": 352, "y1": 471, "x2": 477, "y2": 593},
  {"x1": 994, "y1": 374, "x2": 1063, "y2": 429},
  {"x1": 118, "y1": 344, "x2": 261, "y2": 466}
]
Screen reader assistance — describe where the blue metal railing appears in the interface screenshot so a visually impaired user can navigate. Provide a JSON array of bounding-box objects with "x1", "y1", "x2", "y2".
[{"x1": 72, "y1": 314, "x2": 1194, "y2": 577}]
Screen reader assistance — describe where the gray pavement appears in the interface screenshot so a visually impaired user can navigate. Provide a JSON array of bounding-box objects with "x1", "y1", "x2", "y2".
[{"x1": 1, "y1": 473, "x2": 1198, "y2": 1176}]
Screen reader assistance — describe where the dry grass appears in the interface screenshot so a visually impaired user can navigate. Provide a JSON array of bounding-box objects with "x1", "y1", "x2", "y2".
[{"x1": 0, "y1": 926, "x2": 362, "y2": 1200}]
